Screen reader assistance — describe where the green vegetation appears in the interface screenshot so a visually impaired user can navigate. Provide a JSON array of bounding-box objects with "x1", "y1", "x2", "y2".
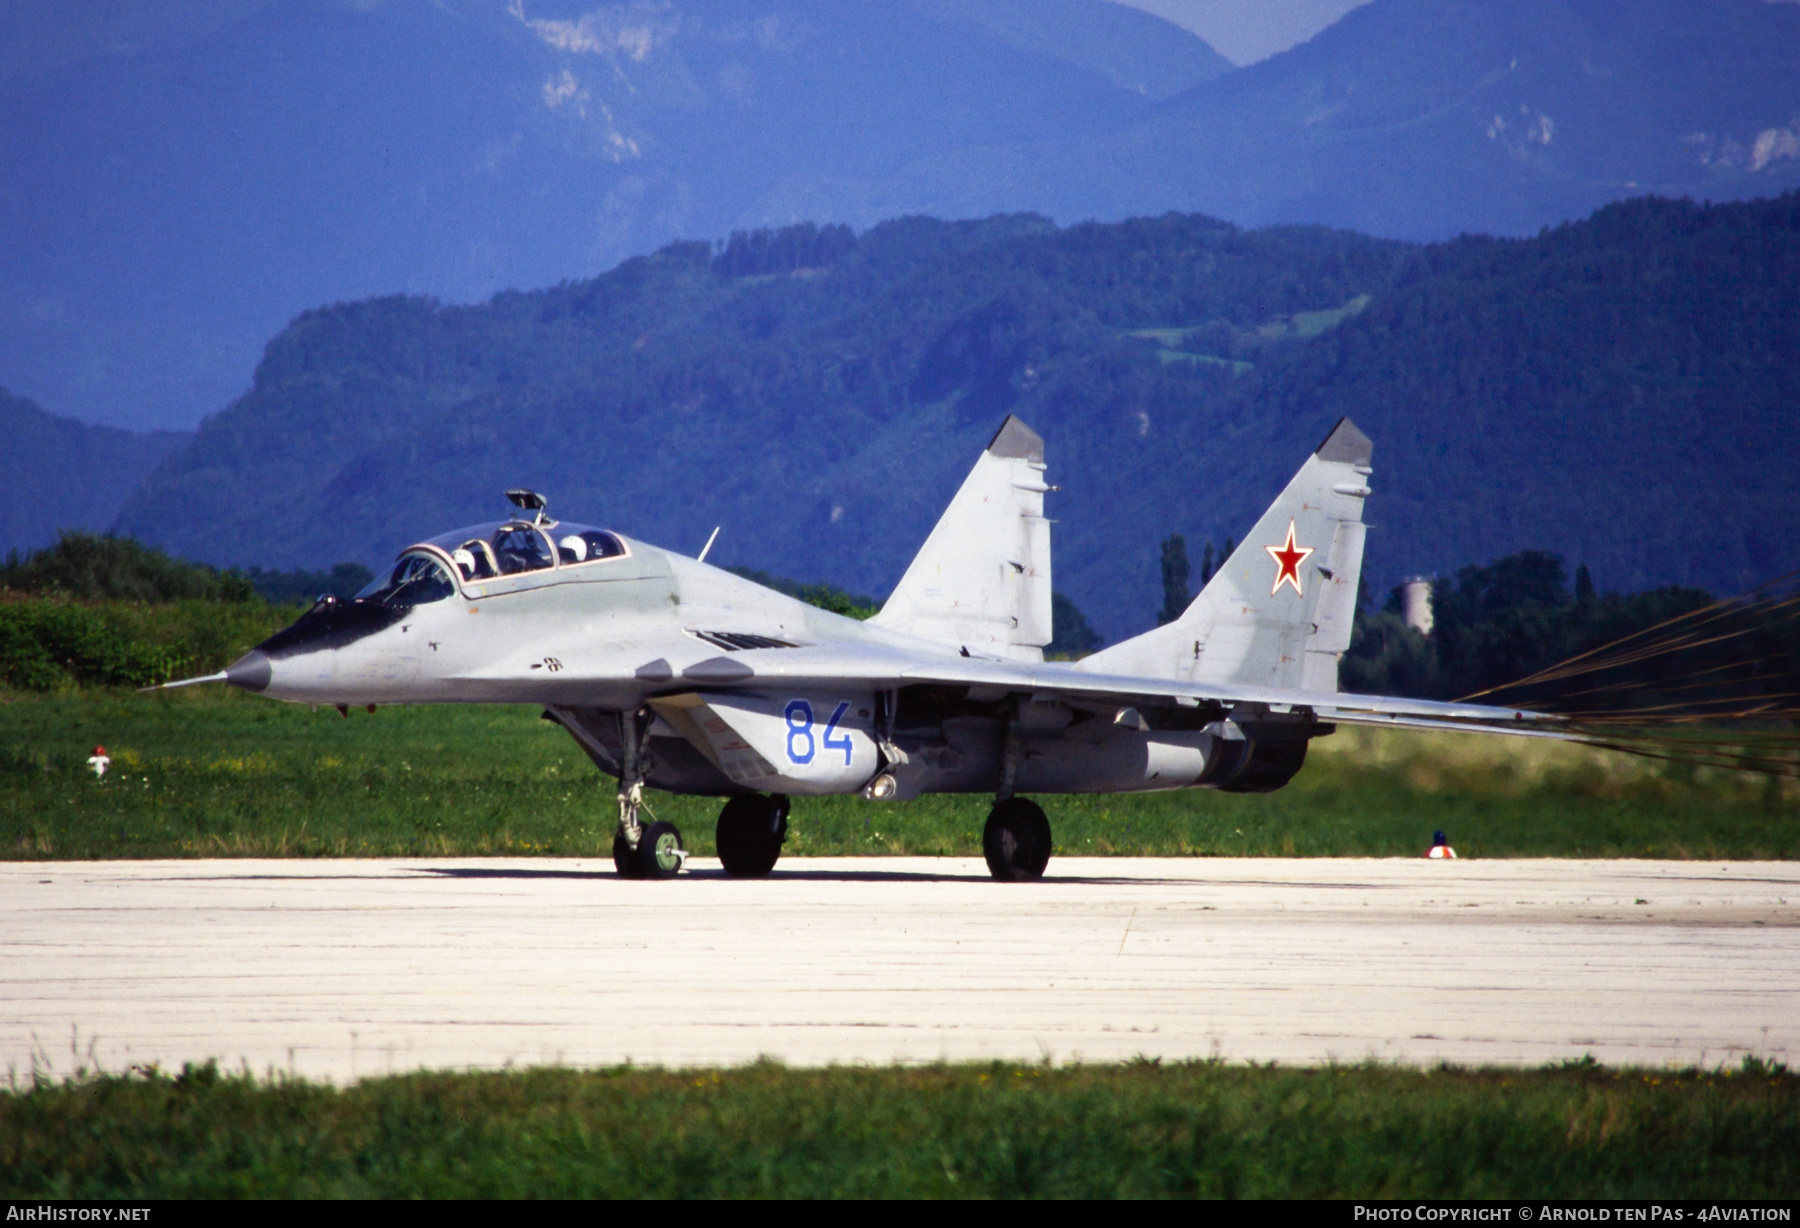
[
  {"x1": 1157, "y1": 533, "x2": 1189, "y2": 626},
  {"x1": 0, "y1": 600, "x2": 295, "y2": 692},
  {"x1": 1130, "y1": 291, "x2": 1373, "y2": 364},
  {"x1": 3, "y1": 1058, "x2": 1794, "y2": 1198},
  {"x1": 1344, "y1": 548, "x2": 1710, "y2": 700},
  {"x1": 0, "y1": 535, "x2": 301, "y2": 691},
  {"x1": 4, "y1": 687, "x2": 1793, "y2": 861},
  {"x1": 1288, "y1": 293, "x2": 1371, "y2": 338},
  {"x1": 1048, "y1": 591, "x2": 1103, "y2": 657},
  {"x1": 1154, "y1": 348, "x2": 1253, "y2": 373},
  {"x1": 1340, "y1": 548, "x2": 1800, "y2": 713},
  {"x1": 243, "y1": 562, "x2": 373, "y2": 606},
  {"x1": 0, "y1": 530, "x2": 254, "y2": 603},
  {"x1": 0, "y1": 525, "x2": 373, "y2": 609},
  {"x1": 724, "y1": 566, "x2": 878, "y2": 620}
]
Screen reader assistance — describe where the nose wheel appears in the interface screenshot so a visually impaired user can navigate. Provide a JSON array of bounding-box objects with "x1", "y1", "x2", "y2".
[
  {"x1": 615, "y1": 819, "x2": 686, "y2": 879},
  {"x1": 716, "y1": 793, "x2": 789, "y2": 878},
  {"x1": 983, "y1": 797, "x2": 1051, "y2": 881}
]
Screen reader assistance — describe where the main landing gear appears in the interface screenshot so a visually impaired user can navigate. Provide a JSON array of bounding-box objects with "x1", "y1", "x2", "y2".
[
  {"x1": 982, "y1": 713, "x2": 1051, "y2": 881},
  {"x1": 983, "y1": 796, "x2": 1052, "y2": 881},
  {"x1": 716, "y1": 793, "x2": 790, "y2": 878}
]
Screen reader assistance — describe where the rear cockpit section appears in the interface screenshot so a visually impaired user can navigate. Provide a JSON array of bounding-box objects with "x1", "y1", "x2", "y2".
[
  {"x1": 419, "y1": 520, "x2": 627, "y2": 584},
  {"x1": 428, "y1": 523, "x2": 557, "y2": 581},
  {"x1": 489, "y1": 524, "x2": 555, "y2": 575},
  {"x1": 553, "y1": 529, "x2": 626, "y2": 566}
]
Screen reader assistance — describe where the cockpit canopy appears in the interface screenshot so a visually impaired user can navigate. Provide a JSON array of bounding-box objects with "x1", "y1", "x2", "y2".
[
  {"x1": 352, "y1": 520, "x2": 628, "y2": 608},
  {"x1": 418, "y1": 520, "x2": 626, "y2": 582}
]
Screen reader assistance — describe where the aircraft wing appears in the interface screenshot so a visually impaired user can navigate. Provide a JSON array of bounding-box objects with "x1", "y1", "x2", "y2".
[
  {"x1": 637, "y1": 641, "x2": 1557, "y2": 735},
  {"x1": 438, "y1": 618, "x2": 1550, "y2": 735}
]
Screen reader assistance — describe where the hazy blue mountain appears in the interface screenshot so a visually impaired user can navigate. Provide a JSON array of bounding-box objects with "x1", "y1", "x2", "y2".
[
  {"x1": 868, "y1": 0, "x2": 1800, "y2": 240},
  {"x1": 111, "y1": 196, "x2": 1800, "y2": 643},
  {"x1": 0, "y1": 0, "x2": 1226, "y2": 431},
  {"x1": 9, "y1": 0, "x2": 1800, "y2": 437},
  {"x1": 0, "y1": 390, "x2": 190, "y2": 556},
  {"x1": 912, "y1": 0, "x2": 1234, "y2": 98}
]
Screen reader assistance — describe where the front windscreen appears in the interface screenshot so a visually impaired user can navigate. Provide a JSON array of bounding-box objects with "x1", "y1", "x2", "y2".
[{"x1": 355, "y1": 554, "x2": 455, "y2": 606}]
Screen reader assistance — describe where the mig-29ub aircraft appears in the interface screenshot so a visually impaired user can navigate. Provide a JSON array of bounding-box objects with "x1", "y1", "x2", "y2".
[{"x1": 176, "y1": 417, "x2": 1549, "y2": 881}]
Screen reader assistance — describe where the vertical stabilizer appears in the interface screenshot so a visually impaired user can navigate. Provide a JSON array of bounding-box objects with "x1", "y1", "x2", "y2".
[
  {"x1": 1077, "y1": 419, "x2": 1372, "y2": 692},
  {"x1": 869, "y1": 416, "x2": 1053, "y2": 661}
]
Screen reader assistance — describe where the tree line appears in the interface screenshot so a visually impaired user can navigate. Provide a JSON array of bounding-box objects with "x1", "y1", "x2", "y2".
[{"x1": 1151, "y1": 531, "x2": 1794, "y2": 712}]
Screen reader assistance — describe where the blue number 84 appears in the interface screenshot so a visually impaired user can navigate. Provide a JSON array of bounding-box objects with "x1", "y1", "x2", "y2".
[{"x1": 784, "y1": 700, "x2": 853, "y2": 766}]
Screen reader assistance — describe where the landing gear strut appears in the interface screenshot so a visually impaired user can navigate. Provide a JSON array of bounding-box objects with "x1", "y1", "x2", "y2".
[
  {"x1": 983, "y1": 797, "x2": 1051, "y2": 881},
  {"x1": 716, "y1": 793, "x2": 790, "y2": 878},
  {"x1": 612, "y1": 707, "x2": 685, "y2": 880},
  {"x1": 983, "y1": 709, "x2": 1051, "y2": 881}
]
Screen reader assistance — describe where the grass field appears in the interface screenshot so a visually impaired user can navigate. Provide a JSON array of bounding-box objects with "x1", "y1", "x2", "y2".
[
  {"x1": 6, "y1": 692, "x2": 1794, "y2": 1200},
  {"x1": 2, "y1": 1059, "x2": 1794, "y2": 1198},
  {"x1": 2, "y1": 687, "x2": 1794, "y2": 860}
]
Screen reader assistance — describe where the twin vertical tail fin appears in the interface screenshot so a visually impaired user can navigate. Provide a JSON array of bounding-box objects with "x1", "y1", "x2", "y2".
[
  {"x1": 1077, "y1": 418, "x2": 1372, "y2": 693},
  {"x1": 868, "y1": 416, "x2": 1053, "y2": 662}
]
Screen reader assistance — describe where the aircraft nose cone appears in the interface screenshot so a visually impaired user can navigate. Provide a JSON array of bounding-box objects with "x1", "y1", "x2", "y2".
[{"x1": 225, "y1": 650, "x2": 272, "y2": 693}]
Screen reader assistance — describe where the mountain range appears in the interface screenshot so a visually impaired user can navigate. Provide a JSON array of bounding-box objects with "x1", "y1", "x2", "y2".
[
  {"x1": 77, "y1": 192, "x2": 1800, "y2": 645},
  {"x1": 0, "y1": 389, "x2": 188, "y2": 556},
  {"x1": 3, "y1": 0, "x2": 1798, "y2": 431}
]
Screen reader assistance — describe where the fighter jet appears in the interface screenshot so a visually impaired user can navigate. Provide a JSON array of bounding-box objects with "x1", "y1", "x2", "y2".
[{"x1": 171, "y1": 417, "x2": 1549, "y2": 880}]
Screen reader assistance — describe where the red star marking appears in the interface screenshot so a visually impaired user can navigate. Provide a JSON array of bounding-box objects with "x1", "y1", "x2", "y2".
[{"x1": 1264, "y1": 519, "x2": 1314, "y2": 596}]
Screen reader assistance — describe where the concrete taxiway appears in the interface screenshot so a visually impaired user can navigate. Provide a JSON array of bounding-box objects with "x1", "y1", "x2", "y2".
[{"x1": 4, "y1": 857, "x2": 1796, "y2": 1082}]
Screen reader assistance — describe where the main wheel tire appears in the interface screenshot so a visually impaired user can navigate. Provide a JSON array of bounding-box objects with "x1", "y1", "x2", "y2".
[
  {"x1": 716, "y1": 793, "x2": 789, "y2": 878},
  {"x1": 983, "y1": 797, "x2": 1051, "y2": 882}
]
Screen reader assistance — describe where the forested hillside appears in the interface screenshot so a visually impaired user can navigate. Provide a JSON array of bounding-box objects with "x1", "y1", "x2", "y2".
[
  {"x1": 1211, "y1": 195, "x2": 1800, "y2": 601},
  {"x1": 115, "y1": 195, "x2": 1800, "y2": 643}
]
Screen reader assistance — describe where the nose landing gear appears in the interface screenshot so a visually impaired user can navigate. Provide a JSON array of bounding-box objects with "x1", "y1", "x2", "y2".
[
  {"x1": 612, "y1": 708, "x2": 686, "y2": 880},
  {"x1": 716, "y1": 793, "x2": 790, "y2": 878}
]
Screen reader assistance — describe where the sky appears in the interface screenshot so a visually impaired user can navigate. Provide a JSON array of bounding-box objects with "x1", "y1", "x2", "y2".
[
  {"x1": 1110, "y1": 0, "x2": 1370, "y2": 64},
  {"x1": 8, "y1": 1, "x2": 1800, "y2": 79},
  {"x1": 0, "y1": 0, "x2": 1366, "y2": 81}
]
